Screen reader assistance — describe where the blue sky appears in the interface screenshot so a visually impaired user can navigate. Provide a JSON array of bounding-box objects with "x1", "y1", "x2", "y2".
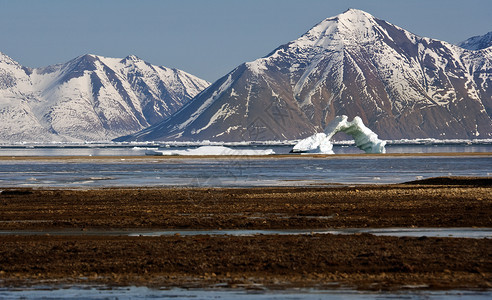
[{"x1": 0, "y1": 0, "x2": 491, "y2": 82}]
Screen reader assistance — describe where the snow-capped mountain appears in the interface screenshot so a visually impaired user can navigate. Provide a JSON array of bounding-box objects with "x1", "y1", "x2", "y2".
[
  {"x1": 459, "y1": 32, "x2": 492, "y2": 50},
  {"x1": 120, "y1": 9, "x2": 492, "y2": 142},
  {"x1": 0, "y1": 52, "x2": 209, "y2": 142}
]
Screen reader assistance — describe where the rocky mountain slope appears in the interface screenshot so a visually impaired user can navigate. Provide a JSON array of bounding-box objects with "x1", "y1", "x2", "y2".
[
  {"x1": 121, "y1": 9, "x2": 492, "y2": 142},
  {"x1": 459, "y1": 31, "x2": 492, "y2": 50},
  {"x1": 0, "y1": 53, "x2": 209, "y2": 142}
]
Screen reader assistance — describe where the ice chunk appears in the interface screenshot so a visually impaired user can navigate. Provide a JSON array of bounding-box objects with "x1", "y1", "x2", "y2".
[
  {"x1": 290, "y1": 133, "x2": 334, "y2": 154},
  {"x1": 292, "y1": 115, "x2": 386, "y2": 154},
  {"x1": 146, "y1": 145, "x2": 275, "y2": 156},
  {"x1": 325, "y1": 116, "x2": 386, "y2": 153}
]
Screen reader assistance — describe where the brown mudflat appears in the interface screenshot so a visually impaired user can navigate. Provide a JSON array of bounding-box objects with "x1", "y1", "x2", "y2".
[
  {"x1": 1, "y1": 177, "x2": 491, "y2": 230},
  {"x1": 0, "y1": 177, "x2": 491, "y2": 289}
]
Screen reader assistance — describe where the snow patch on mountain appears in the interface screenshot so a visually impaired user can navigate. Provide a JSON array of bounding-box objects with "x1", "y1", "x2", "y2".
[
  {"x1": 246, "y1": 60, "x2": 268, "y2": 76},
  {"x1": 195, "y1": 103, "x2": 236, "y2": 134},
  {"x1": 179, "y1": 73, "x2": 233, "y2": 131}
]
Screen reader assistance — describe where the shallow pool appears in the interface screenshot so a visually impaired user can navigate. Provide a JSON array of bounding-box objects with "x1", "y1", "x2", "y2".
[{"x1": 0, "y1": 228, "x2": 490, "y2": 239}]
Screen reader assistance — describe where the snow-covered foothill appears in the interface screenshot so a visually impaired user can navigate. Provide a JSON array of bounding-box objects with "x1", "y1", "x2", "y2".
[
  {"x1": 292, "y1": 115, "x2": 386, "y2": 154},
  {"x1": 145, "y1": 145, "x2": 275, "y2": 156}
]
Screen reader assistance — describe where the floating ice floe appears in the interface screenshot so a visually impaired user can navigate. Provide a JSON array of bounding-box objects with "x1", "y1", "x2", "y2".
[
  {"x1": 292, "y1": 115, "x2": 386, "y2": 154},
  {"x1": 145, "y1": 145, "x2": 275, "y2": 156},
  {"x1": 291, "y1": 133, "x2": 335, "y2": 154}
]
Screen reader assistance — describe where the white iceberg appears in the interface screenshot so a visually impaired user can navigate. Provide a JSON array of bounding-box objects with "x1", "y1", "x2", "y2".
[
  {"x1": 146, "y1": 145, "x2": 275, "y2": 156},
  {"x1": 292, "y1": 115, "x2": 386, "y2": 154},
  {"x1": 290, "y1": 133, "x2": 335, "y2": 154}
]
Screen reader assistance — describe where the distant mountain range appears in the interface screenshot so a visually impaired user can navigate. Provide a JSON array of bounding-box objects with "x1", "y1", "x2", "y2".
[
  {"x1": 120, "y1": 9, "x2": 492, "y2": 142},
  {"x1": 1, "y1": 9, "x2": 491, "y2": 144},
  {"x1": 459, "y1": 31, "x2": 492, "y2": 50},
  {"x1": 0, "y1": 53, "x2": 209, "y2": 142}
]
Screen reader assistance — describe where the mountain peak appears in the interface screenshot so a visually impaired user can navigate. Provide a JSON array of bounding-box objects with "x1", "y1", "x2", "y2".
[
  {"x1": 80, "y1": 53, "x2": 97, "y2": 59},
  {"x1": 459, "y1": 31, "x2": 492, "y2": 50},
  {"x1": 122, "y1": 9, "x2": 492, "y2": 142},
  {"x1": 0, "y1": 51, "x2": 23, "y2": 67},
  {"x1": 334, "y1": 8, "x2": 379, "y2": 36},
  {"x1": 123, "y1": 54, "x2": 141, "y2": 62},
  {"x1": 290, "y1": 8, "x2": 385, "y2": 51},
  {"x1": 73, "y1": 53, "x2": 99, "y2": 63},
  {"x1": 338, "y1": 8, "x2": 375, "y2": 20}
]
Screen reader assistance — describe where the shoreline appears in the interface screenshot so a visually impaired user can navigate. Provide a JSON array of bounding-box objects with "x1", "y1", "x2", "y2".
[{"x1": 0, "y1": 151, "x2": 491, "y2": 160}]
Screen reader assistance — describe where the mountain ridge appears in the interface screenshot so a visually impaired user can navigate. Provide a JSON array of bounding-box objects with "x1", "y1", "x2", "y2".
[
  {"x1": 458, "y1": 31, "x2": 492, "y2": 50},
  {"x1": 120, "y1": 9, "x2": 492, "y2": 142},
  {"x1": 0, "y1": 52, "x2": 210, "y2": 142}
]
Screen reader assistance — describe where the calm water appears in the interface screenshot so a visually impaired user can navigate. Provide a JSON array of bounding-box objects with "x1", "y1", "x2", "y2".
[
  {"x1": 0, "y1": 286, "x2": 490, "y2": 300},
  {"x1": 0, "y1": 143, "x2": 491, "y2": 156},
  {"x1": 0, "y1": 228, "x2": 490, "y2": 239},
  {"x1": 0, "y1": 155, "x2": 490, "y2": 187}
]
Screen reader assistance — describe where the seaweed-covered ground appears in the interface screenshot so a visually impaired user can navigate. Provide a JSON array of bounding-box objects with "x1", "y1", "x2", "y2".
[{"x1": 0, "y1": 177, "x2": 490, "y2": 289}]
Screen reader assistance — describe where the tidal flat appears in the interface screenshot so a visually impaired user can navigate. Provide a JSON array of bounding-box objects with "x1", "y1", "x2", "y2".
[{"x1": 0, "y1": 177, "x2": 490, "y2": 290}]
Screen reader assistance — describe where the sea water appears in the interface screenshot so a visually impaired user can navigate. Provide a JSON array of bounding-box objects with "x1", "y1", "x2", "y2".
[
  {"x1": 0, "y1": 142, "x2": 491, "y2": 156},
  {"x1": 0, "y1": 286, "x2": 490, "y2": 299},
  {"x1": 0, "y1": 154, "x2": 490, "y2": 187}
]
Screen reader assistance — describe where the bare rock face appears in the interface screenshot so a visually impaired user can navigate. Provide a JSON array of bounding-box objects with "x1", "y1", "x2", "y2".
[
  {"x1": 121, "y1": 9, "x2": 492, "y2": 142},
  {"x1": 0, "y1": 53, "x2": 209, "y2": 142}
]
